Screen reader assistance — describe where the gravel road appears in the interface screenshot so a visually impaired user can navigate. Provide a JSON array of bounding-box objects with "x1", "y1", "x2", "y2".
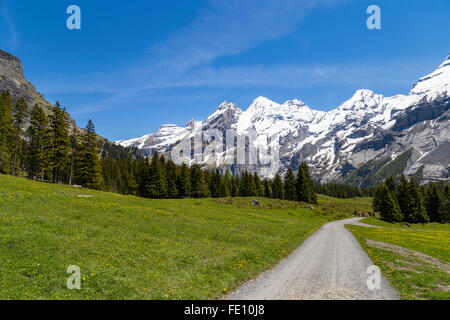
[{"x1": 227, "y1": 218, "x2": 398, "y2": 300}]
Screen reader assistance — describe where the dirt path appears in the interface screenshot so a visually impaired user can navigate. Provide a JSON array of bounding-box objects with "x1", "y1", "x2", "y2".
[{"x1": 226, "y1": 218, "x2": 398, "y2": 300}]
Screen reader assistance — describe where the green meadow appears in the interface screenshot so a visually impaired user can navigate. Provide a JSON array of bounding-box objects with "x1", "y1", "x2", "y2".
[
  {"x1": 0, "y1": 174, "x2": 371, "y2": 300},
  {"x1": 348, "y1": 220, "x2": 450, "y2": 300}
]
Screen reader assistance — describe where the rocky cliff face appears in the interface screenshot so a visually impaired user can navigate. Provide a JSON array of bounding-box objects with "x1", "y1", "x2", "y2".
[
  {"x1": 117, "y1": 54, "x2": 450, "y2": 185},
  {"x1": 0, "y1": 49, "x2": 53, "y2": 111}
]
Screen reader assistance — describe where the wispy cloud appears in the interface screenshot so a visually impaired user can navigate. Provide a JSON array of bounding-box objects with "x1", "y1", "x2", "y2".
[
  {"x1": 0, "y1": 1, "x2": 17, "y2": 46},
  {"x1": 42, "y1": 0, "x2": 349, "y2": 100}
]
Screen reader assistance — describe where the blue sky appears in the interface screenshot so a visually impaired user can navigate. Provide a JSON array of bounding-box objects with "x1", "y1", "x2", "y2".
[{"x1": 1, "y1": 0, "x2": 449, "y2": 141}]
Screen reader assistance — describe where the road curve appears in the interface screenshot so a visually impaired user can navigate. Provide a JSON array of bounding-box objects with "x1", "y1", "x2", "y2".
[{"x1": 226, "y1": 218, "x2": 398, "y2": 300}]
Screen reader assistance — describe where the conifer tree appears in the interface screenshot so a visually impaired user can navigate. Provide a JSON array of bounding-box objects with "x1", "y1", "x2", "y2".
[
  {"x1": 68, "y1": 129, "x2": 81, "y2": 185},
  {"x1": 263, "y1": 178, "x2": 272, "y2": 198},
  {"x1": 385, "y1": 176, "x2": 398, "y2": 204},
  {"x1": 26, "y1": 104, "x2": 49, "y2": 180},
  {"x1": 165, "y1": 159, "x2": 179, "y2": 198},
  {"x1": 425, "y1": 184, "x2": 443, "y2": 222},
  {"x1": 209, "y1": 169, "x2": 223, "y2": 198},
  {"x1": 295, "y1": 162, "x2": 317, "y2": 204},
  {"x1": 253, "y1": 172, "x2": 264, "y2": 197},
  {"x1": 190, "y1": 163, "x2": 208, "y2": 198},
  {"x1": 11, "y1": 97, "x2": 29, "y2": 176},
  {"x1": 49, "y1": 102, "x2": 70, "y2": 183},
  {"x1": 378, "y1": 183, "x2": 402, "y2": 222},
  {"x1": 76, "y1": 120, "x2": 104, "y2": 189},
  {"x1": 223, "y1": 170, "x2": 232, "y2": 197},
  {"x1": 284, "y1": 167, "x2": 296, "y2": 201},
  {"x1": 0, "y1": 91, "x2": 14, "y2": 173},
  {"x1": 408, "y1": 177, "x2": 429, "y2": 223},
  {"x1": 145, "y1": 152, "x2": 167, "y2": 198},
  {"x1": 176, "y1": 163, "x2": 191, "y2": 198},
  {"x1": 272, "y1": 173, "x2": 284, "y2": 199}
]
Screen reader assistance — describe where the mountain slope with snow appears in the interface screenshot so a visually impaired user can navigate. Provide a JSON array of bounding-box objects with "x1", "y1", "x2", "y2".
[{"x1": 117, "y1": 54, "x2": 450, "y2": 185}]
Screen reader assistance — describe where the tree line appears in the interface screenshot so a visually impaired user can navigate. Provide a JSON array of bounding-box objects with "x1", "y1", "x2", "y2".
[
  {"x1": 373, "y1": 175, "x2": 449, "y2": 223},
  {"x1": 0, "y1": 91, "x2": 103, "y2": 188},
  {"x1": 313, "y1": 182, "x2": 375, "y2": 199},
  {"x1": 0, "y1": 90, "x2": 318, "y2": 204}
]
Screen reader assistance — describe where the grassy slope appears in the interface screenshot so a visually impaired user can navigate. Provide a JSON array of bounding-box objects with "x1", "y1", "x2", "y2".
[
  {"x1": 0, "y1": 174, "x2": 371, "y2": 300},
  {"x1": 360, "y1": 217, "x2": 450, "y2": 231},
  {"x1": 347, "y1": 221, "x2": 450, "y2": 300}
]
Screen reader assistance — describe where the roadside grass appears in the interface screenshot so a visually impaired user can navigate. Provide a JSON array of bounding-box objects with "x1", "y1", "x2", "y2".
[
  {"x1": 360, "y1": 218, "x2": 450, "y2": 231},
  {"x1": 0, "y1": 174, "x2": 361, "y2": 300},
  {"x1": 347, "y1": 224, "x2": 450, "y2": 300}
]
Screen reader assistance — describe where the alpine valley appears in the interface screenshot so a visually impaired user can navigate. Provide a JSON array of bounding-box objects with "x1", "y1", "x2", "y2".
[{"x1": 116, "y1": 55, "x2": 450, "y2": 186}]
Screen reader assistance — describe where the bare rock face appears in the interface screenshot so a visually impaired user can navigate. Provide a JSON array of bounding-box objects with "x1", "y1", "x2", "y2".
[{"x1": 0, "y1": 49, "x2": 52, "y2": 111}]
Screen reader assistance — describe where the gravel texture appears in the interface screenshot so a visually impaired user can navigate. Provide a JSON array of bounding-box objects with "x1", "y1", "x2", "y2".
[{"x1": 226, "y1": 218, "x2": 398, "y2": 300}]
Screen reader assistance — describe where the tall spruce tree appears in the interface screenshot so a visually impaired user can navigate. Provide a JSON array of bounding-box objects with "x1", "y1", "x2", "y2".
[
  {"x1": 190, "y1": 164, "x2": 208, "y2": 198},
  {"x1": 145, "y1": 152, "x2": 167, "y2": 198},
  {"x1": 378, "y1": 183, "x2": 402, "y2": 222},
  {"x1": 263, "y1": 178, "x2": 272, "y2": 198},
  {"x1": 272, "y1": 173, "x2": 284, "y2": 199},
  {"x1": 253, "y1": 172, "x2": 264, "y2": 197},
  {"x1": 295, "y1": 162, "x2": 317, "y2": 204},
  {"x1": 176, "y1": 163, "x2": 191, "y2": 198},
  {"x1": 408, "y1": 177, "x2": 429, "y2": 223},
  {"x1": 165, "y1": 159, "x2": 179, "y2": 198},
  {"x1": 49, "y1": 102, "x2": 70, "y2": 183},
  {"x1": 11, "y1": 97, "x2": 29, "y2": 176},
  {"x1": 425, "y1": 184, "x2": 443, "y2": 222},
  {"x1": 76, "y1": 120, "x2": 103, "y2": 189},
  {"x1": 284, "y1": 167, "x2": 296, "y2": 201},
  {"x1": 25, "y1": 104, "x2": 49, "y2": 180},
  {"x1": 0, "y1": 91, "x2": 14, "y2": 173}
]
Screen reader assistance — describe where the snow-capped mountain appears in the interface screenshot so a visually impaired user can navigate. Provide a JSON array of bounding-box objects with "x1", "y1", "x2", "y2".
[{"x1": 117, "y1": 54, "x2": 450, "y2": 185}]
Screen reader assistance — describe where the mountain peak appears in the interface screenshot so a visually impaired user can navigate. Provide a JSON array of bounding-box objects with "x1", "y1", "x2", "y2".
[
  {"x1": 216, "y1": 101, "x2": 239, "y2": 111},
  {"x1": 249, "y1": 96, "x2": 278, "y2": 111}
]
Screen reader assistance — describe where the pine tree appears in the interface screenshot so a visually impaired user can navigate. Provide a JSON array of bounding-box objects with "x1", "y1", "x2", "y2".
[
  {"x1": 272, "y1": 173, "x2": 284, "y2": 199},
  {"x1": 209, "y1": 169, "x2": 223, "y2": 198},
  {"x1": 49, "y1": 102, "x2": 70, "y2": 183},
  {"x1": 408, "y1": 177, "x2": 429, "y2": 223},
  {"x1": 165, "y1": 159, "x2": 178, "y2": 198},
  {"x1": 385, "y1": 176, "x2": 397, "y2": 204},
  {"x1": 295, "y1": 162, "x2": 317, "y2": 204},
  {"x1": 378, "y1": 184, "x2": 402, "y2": 222},
  {"x1": 439, "y1": 195, "x2": 450, "y2": 223},
  {"x1": 11, "y1": 97, "x2": 29, "y2": 176},
  {"x1": 283, "y1": 167, "x2": 296, "y2": 201},
  {"x1": 263, "y1": 178, "x2": 272, "y2": 198},
  {"x1": 253, "y1": 172, "x2": 264, "y2": 197},
  {"x1": 76, "y1": 120, "x2": 104, "y2": 189},
  {"x1": 68, "y1": 129, "x2": 81, "y2": 185},
  {"x1": 0, "y1": 91, "x2": 14, "y2": 173},
  {"x1": 145, "y1": 152, "x2": 167, "y2": 198},
  {"x1": 25, "y1": 104, "x2": 49, "y2": 180},
  {"x1": 176, "y1": 163, "x2": 191, "y2": 198},
  {"x1": 425, "y1": 184, "x2": 443, "y2": 222},
  {"x1": 190, "y1": 164, "x2": 208, "y2": 198},
  {"x1": 223, "y1": 170, "x2": 232, "y2": 197},
  {"x1": 373, "y1": 184, "x2": 383, "y2": 213}
]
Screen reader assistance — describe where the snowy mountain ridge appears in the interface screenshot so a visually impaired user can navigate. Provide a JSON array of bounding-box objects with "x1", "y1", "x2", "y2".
[{"x1": 116, "y1": 54, "x2": 450, "y2": 185}]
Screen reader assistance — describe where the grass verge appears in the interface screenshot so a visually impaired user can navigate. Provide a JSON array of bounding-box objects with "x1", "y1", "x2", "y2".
[
  {"x1": 0, "y1": 174, "x2": 366, "y2": 300},
  {"x1": 347, "y1": 223, "x2": 450, "y2": 300}
]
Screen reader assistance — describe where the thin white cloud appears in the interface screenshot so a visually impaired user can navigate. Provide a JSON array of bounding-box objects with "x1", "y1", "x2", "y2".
[{"x1": 0, "y1": 1, "x2": 17, "y2": 46}]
